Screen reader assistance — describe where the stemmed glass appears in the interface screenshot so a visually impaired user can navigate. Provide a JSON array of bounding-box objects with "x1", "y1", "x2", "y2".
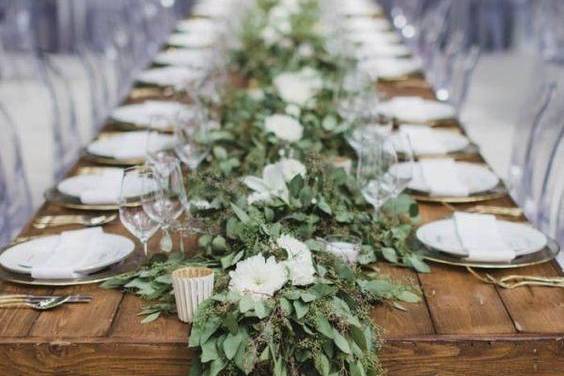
[
  {"x1": 142, "y1": 157, "x2": 187, "y2": 253},
  {"x1": 173, "y1": 110, "x2": 211, "y2": 170},
  {"x1": 119, "y1": 166, "x2": 160, "y2": 257},
  {"x1": 356, "y1": 134, "x2": 413, "y2": 216},
  {"x1": 335, "y1": 66, "x2": 377, "y2": 125},
  {"x1": 346, "y1": 113, "x2": 393, "y2": 155}
]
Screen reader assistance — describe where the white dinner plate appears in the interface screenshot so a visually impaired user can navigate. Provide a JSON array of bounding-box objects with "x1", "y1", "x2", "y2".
[
  {"x1": 357, "y1": 43, "x2": 411, "y2": 59},
  {"x1": 111, "y1": 101, "x2": 191, "y2": 128},
  {"x1": 416, "y1": 218, "x2": 548, "y2": 257},
  {"x1": 347, "y1": 31, "x2": 402, "y2": 46},
  {"x1": 378, "y1": 96, "x2": 456, "y2": 123},
  {"x1": 176, "y1": 19, "x2": 220, "y2": 34},
  {"x1": 360, "y1": 57, "x2": 422, "y2": 80},
  {"x1": 392, "y1": 161, "x2": 500, "y2": 195},
  {"x1": 87, "y1": 132, "x2": 174, "y2": 161},
  {"x1": 0, "y1": 233, "x2": 135, "y2": 275},
  {"x1": 137, "y1": 66, "x2": 203, "y2": 88},
  {"x1": 154, "y1": 49, "x2": 213, "y2": 69},
  {"x1": 168, "y1": 33, "x2": 217, "y2": 49},
  {"x1": 391, "y1": 128, "x2": 470, "y2": 155}
]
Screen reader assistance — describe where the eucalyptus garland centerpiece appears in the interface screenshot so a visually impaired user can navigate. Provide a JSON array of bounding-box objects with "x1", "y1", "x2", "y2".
[{"x1": 104, "y1": 0, "x2": 430, "y2": 375}]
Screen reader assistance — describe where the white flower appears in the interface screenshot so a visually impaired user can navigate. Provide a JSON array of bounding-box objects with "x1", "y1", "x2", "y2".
[
  {"x1": 277, "y1": 235, "x2": 316, "y2": 286},
  {"x1": 297, "y1": 43, "x2": 314, "y2": 58},
  {"x1": 273, "y1": 68, "x2": 323, "y2": 106},
  {"x1": 260, "y1": 26, "x2": 282, "y2": 46},
  {"x1": 325, "y1": 241, "x2": 360, "y2": 265},
  {"x1": 264, "y1": 114, "x2": 304, "y2": 142},
  {"x1": 242, "y1": 158, "x2": 306, "y2": 205},
  {"x1": 247, "y1": 88, "x2": 265, "y2": 101},
  {"x1": 277, "y1": 158, "x2": 306, "y2": 181},
  {"x1": 285, "y1": 104, "x2": 301, "y2": 118},
  {"x1": 229, "y1": 255, "x2": 287, "y2": 300}
]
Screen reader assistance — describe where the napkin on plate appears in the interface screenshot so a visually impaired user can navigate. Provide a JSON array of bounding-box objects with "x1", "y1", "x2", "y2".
[
  {"x1": 453, "y1": 212, "x2": 516, "y2": 262},
  {"x1": 419, "y1": 159, "x2": 469, "y2": 197},
  {"x1": 31, "y1": 227, "x2": 104, "y2": 279},
  {"x1": 80, "y1": 169, "x2": 124, "y2": 204},
  {"x1": 380, "y1": 97, "x2": 456, "y2": 123},
  {"x1": 88, "y1": 132, "x2": 173, "y2": 160},
  {"x1": 400, "y1": 125, "x2": 447, "y2": 155}
]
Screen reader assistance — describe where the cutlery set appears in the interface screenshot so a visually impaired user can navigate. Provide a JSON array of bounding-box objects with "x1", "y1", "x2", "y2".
[
  {"x1": 32, "y1": 214, "x2": 117, "y2": 229},
  {"x1": 0, "y1": 294, "x2": 92, "y2": 310}
]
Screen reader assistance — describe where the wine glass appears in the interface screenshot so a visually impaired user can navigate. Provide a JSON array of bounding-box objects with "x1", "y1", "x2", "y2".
[
  {"x1": 356, "y1": 134, "x2": 400, "y2": 216},
  {"x1": 142, "y1": 157, "x2": 187, "y2": 253},
  {"x1": 173, "y1": 110, "x2": 211, "y2": 170},
  {"x1": 145, "y1": 130, "x2": 175, "y2": 165},
  {"x1": 389, "y1": 132, "x2": 415, "y2": 196},
  {"x1": 346, "y1": 113, "x2": 393, "y2": 155},
  {"x1": 335, "y1": 66, "x2": 377, "y2": 125},
  {"x1": 119, "y1": 166, "x2": 160, "y2": 257}
]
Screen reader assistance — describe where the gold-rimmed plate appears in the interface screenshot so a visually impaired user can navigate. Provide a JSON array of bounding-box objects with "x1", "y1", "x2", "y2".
[
  {"x1": 0, "y1": 246, "x2": 144, "y2": 286},
  {"x1": 413, "y1": 236, "x2": 560, "y2": 269},
  {"x1": 44, "y1": 188, "x2": 119, "y2": 211},
  {"x1": 409, "y1": 181, "x2": 507, "y2": 204}
]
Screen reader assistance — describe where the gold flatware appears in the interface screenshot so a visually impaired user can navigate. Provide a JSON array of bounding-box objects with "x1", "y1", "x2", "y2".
[
  {"x1": 466, "y1": 267, "x2": 564, "y2": 289},
  {"x1": 465, "y1": 205, "x2": 524, "y2": 217},
  {"x1": 32, "y1": 214, "x2": 117, "y2": 229},
  {"x1": 0, "y1": 295, "x2": 92, "y2": 310}
]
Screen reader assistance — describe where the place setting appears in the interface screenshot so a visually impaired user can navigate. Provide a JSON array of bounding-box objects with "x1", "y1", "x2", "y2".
[
  {"x1": 110, "y1": 100, "x2": 195, "y2": 132},
  {"x1": 378, "y1": 96, "x2": 459, "y2": 126},
  {"x1": 414, "y1": 211, "x2": 560, "y2": 269},
  {"x1": 0, "y1": 226, "x2": 139, "y2": 286},
  {"x1": 83, "y1": 131, "x2": 175, "y2": 166},
  {"x1": 391, "y1": 158, "x2": 507, "y2": 203}
]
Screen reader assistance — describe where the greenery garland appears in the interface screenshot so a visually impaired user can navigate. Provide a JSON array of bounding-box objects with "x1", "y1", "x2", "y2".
[{"x1": 104, "y1": 1, "x2": 429, "y2": 375}]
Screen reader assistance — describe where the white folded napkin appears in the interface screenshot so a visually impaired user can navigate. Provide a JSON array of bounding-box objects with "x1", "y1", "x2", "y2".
[
  {"x1": 400, "y1": 125, "x2": 447, "y2": 155},
  {"x1": 88, "y1": 132, "x2": 173, "y2": 160},
  {"x1": 137, "y1": 67, "x2": 203, "y2": 88},
  {"x1": 80, "y1": 169, "x2": 124, "y2": 204},
  {"x1": 360, "y1": 58, "x2": 422, "y2": 80},
  {"x1": 379, "y1": 97, "x2": 456, "y2": 123},
  {"x1": 419, "y1": 159, "x2": 469, "y2": 197},
  {"x1": 454, "y1": 212, "x2": 516, "y2": 262},
  {"x1": 31, "y1": 227, "x2": 104, "y2": 279},
  {"x1": 168, "y1": 33, "x2": 217, "y2": 48}
]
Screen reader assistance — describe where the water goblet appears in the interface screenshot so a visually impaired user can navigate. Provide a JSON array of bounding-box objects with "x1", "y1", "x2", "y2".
[{"x1": 119, "y1": 166, "x2": 160, "y2": 257}]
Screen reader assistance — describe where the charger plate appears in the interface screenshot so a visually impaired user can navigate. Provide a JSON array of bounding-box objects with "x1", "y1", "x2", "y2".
[
  {"x1": 44, "y1": 188, "x2": 119, "y2": 211},
  {"x1": 413, "y1": 236, "x2": 560, "y2": 269},
  {"x1": 409, "y1": 181, "x2": 507, "y2": 203},
  {"x1": 0, "y1": 246, "x2": 144, "y2": 286}
]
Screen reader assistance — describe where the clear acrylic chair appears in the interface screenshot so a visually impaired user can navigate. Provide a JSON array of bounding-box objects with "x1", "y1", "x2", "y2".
[
  {"x1": 508, "y1": 72, "x2": 558, "y2": 206},
  {"x1": 0, "y1": 102, "x2": 33, "y2": 244}
]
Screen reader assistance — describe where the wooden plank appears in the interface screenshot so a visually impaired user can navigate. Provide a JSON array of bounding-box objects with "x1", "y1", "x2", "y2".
[
  {"x1": 492, "y1": 262, "x2": 564, "y2": 333},
  {"x1": 371, "y1": 263, "x2": 435, "y2": 337},
  {"x1": 28, "y1": 284, "x2": 122, "y2": 338},
  {"x1": 110, "y1": 294, "x2": 188, "y2": 341},
  {"x1": 0, "y1": 336, "x2": 562, "y2": 376},
  {"x1": 0, "y1": 282, "x2": 50, "y2": 337},
  {"x1": 418, "y1": 262, "x2": 516, "y2": 335}
]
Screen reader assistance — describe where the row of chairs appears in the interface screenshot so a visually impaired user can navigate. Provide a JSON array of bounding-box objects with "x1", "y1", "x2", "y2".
[
  {"x1": 387, "y1": 0, "x2": 564, "y2": 245},
  {"x1": 0, "y1": 0, "x2": 192, "y2": 245}
]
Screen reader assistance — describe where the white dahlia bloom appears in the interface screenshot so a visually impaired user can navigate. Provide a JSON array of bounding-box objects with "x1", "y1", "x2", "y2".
[
  {"x1": 229, "y1": 255, "x2": 287, "y2": 300},
  {"x1": 277, "y1": 234, "x2": 316, "y2": 286},
  {"x1": 273, "y1": 68, "x2": 323, "y2": 106},
  {"x1": 264, "y1": 114, "x2": 304, "y2": 142}
]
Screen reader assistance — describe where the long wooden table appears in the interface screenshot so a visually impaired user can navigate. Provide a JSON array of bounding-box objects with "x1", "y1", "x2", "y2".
[{"x1": 1, "y1": 64, "x2": 563, "y2": 376}]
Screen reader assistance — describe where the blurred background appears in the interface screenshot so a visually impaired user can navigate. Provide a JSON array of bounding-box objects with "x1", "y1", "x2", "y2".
[{"x1": 0, "y1": 0, "x2": 562, "y2": 249}]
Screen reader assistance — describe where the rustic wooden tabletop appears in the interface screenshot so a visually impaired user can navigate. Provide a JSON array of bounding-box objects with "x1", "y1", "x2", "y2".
[{"x1": 0, "y1": 72, "x2": 562, "y2": 376}]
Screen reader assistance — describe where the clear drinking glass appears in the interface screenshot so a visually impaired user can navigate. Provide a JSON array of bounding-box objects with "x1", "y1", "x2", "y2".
[
  {"x1": 346, "y1": 113, "x2": 393, "y2": 155},
  {"x1": 336, "y1": 67, "x2": 377, "y2": 125},
  {"x1": 143, "y1": 157, "x2": 187, "y2": 253},
  {"x1": 356, "y1": 135, "x2": 400, "y2": 215},
  {"x1": 145, "y1": 130, "x2": 175, "y2": 165},
  {"x1": 119, "y1": 166, "x2": 160, "y2": 257},
  {"x1": 173, "y1": 110, "x2": 211, "y2": 170}
]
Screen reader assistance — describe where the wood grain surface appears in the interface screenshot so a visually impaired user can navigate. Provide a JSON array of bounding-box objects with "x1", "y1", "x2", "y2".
[{"x1": 0, "y1": 27, "x2": 562, "y2": 376}]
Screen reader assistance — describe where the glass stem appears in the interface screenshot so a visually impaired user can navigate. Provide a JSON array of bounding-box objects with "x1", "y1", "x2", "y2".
[
  {"x1": 160, "y1": 227, "x2": 173, "y2": 253},
  {"x1": 143, "y1": 241, "x2": 149, "y2": 257}
]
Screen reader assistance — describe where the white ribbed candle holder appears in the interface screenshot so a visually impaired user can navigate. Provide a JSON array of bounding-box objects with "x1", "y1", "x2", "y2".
[{"x1": 172, "y1": 267, "x2": 214, "y2": 323}]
